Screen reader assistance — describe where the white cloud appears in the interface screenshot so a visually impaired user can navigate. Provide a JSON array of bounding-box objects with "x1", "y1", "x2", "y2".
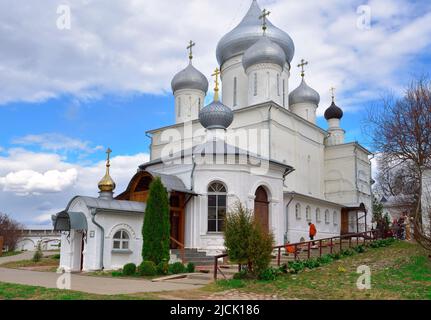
[
  {"x1": 0, "y1": 0, "x2": 430, "y2": 112},
  {"x1": 0, "y1": 169, "x2": 78, "y2": 195},
  {"x1": 13, "y1": 133, "x2": 103, "y2": 154},
  {"x1": 0, "y1": 148, "x2": 149, "y2": 226}
]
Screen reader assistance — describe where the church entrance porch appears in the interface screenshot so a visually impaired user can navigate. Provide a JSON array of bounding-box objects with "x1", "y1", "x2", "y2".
[
  {"x1": 341, "y1": 203, "x2": 368, "y2": 235},
  {"x1": 254, "y1": 186, "x2": 269, "y2": 232},
  {"x1": 117, "y1": 170, "x2": 195, "y2": 250}
]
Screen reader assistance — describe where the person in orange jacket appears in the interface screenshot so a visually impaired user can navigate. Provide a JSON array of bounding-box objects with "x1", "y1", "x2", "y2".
[{"x1": 309, "y1": 222, "x2": 317, "y2": 245}]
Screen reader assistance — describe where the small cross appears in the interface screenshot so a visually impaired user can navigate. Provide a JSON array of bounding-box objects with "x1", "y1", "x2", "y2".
[
  {"x1": 212, "y1": 68, "x2": 221, "y2": 100},
  {"x1": 259, "y1": 9, "x2": 271, "y2": 34},
  {"x1": 106, "y1": 148, "x2": 112, "y2": 165},
  {"x1": 297, "y1": 59, "x2": 308, "y2": 78},
  {"x1": 330, "y1": 87, "x2": 336, "y2": 102},
  {"x1": 187, "y1": 40, "x2": 195, "y2": 61}
]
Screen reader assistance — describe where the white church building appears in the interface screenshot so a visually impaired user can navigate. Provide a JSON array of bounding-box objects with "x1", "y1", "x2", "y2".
[{"x1": 53, "y1": 0, "x2": 373, "y2": 272}]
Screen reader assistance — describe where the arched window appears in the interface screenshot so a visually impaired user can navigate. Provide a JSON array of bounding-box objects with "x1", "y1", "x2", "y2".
[
  {"x1": 325, "y1": 210, "x2": 330, "y2": 224},
  {"x1": 208, "y1": 182, "x2": 227, "y2": 233},
  {"x1": 282, "y1": 79, "x2": 286, "y2": 107},
  {"x1": 295, "y1": 203, "x2": 301, "y2": 220},
  {"x1": 316, "y1": 208, "x2": 321, "y2": 223},
  {"x1": 233, "y1": 77, "x2": 238, "y2": 107},
  {"x1": 113, "y1": 230, "x2": 130, "y2": 250},
  {"x1": 333, "y1": 211, "x2": 338, "y2": 225},
  {"x1": 306, "y1": 206, "x2": 312, "y2": 221},
  {"x1": 253, "y1": 73, "x2": 258, "y2": 96}
]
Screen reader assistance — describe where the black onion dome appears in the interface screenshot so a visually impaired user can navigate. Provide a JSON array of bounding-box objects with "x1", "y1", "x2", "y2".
[{"x1": 324, "y1": 102, "x2": 343, "y2": 120}]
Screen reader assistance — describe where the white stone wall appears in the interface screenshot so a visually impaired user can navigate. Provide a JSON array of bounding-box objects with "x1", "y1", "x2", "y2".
[
  {"x1": 324, "y1": 143, "x2": 373, "y2": 231},
  {"x1": 221, "y1": 56, "x2": 249, "y2": 109},
  {"x1": 174, "y1": 88, "x2": 205, "y2": 123},
  {"x1": 284, "y1": 194, "x2": 342, "y2": 243},
  {"x1": 245, "y1": 63, "x2": 284, "y2": 107},
  {"x1": 326, "y1": 118, "x2": 345, "y2": 146},
  {"x1": 221, "y1": 57, "x2": 290, "y2": 110},
  {"x1": 16, "y1": 233, "x2": 60, "y2": 251},
  {"x1": 290, "y1": 102, "x2": 318, "y2": 125}
]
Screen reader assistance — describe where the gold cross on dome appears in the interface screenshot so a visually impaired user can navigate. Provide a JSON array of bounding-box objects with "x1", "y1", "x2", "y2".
[
  {"x1": 106, "y1": 148, "x2": 112, "y2": 166},
  {"x1": 297, "y1": 59, "x2": 308, "y2": 78},
  {"x1": 211, "y1": 67, "x2": 221, "y2": 101},
  {"x1": 187, "y1": 40, "x2": 195, "y2": 61},
  {"x1": 259, "y1": 9, "x2": 271, "y2": 34}
]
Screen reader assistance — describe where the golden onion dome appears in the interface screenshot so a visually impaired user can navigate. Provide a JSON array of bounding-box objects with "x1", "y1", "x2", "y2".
[{"x1": 98, "y1": 148, "x2": 116, "y2": 193}]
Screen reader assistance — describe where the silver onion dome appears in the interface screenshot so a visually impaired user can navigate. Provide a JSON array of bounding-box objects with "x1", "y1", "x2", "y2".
[
  {"x1": 199, "y1": 100, "x2": 234, "y2": 130},
  {"x1": 242, "y1": 36, "x2": 286, "y2": 71},
  {"x1": 324, "y1": 101, "x2": 344, "y2": 120},
  {"x1": 289, "y1": 78, "x2": 321, "y2": 106},
  {"x1": 171, "y1": 62, "x2": 209, "y2": 93},
  {"x1": 216, "y1": 0, "x2": 295, "y2": 67}
]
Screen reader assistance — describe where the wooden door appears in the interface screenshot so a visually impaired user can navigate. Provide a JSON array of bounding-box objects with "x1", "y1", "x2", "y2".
[
  {"x1": 254, "y1": 187, "x2": 269, "y2": 232},
  {"x1": 341, "y1": 208, "x2": 349, "y2": 235},
  {"x1": 170, "y1": 211, "x2": 180, "y2": 249}
]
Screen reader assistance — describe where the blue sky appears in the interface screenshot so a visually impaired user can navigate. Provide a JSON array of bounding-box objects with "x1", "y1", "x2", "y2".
[{"x1": 1, "y1": 0, "x2": 431, "y2": 227}]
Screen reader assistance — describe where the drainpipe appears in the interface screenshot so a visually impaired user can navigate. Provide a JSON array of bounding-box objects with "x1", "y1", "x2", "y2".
[{"x1": 90, "y1": 208, "x2": 104, "y2": 271}]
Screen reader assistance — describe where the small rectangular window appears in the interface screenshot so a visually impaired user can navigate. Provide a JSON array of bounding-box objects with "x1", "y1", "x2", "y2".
[
  {"x1": 233, "y1": 77, "x2": 238, "y2": 106},
  {"x1": 277, "y1": 74, "x2": 280, "y2": 96}
]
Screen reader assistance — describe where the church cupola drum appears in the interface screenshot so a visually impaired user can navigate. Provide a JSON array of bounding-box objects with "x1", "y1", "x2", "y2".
[{"x1": 171, "y1": 41, "x2": 209, "y2": 124}]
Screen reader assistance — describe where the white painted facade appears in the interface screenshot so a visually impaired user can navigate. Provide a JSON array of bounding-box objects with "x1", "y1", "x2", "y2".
[{"x1": 57, "y1": 197, "x2": 145, "y2": 272}]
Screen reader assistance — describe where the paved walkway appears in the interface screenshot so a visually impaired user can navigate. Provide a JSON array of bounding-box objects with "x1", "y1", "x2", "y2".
[{"x1": 0, "y1": 252, "x2": 204, "y2": 295}]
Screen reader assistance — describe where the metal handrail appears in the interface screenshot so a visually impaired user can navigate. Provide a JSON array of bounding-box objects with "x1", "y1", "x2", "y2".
[
  {"x1": 170, "y1": 236, "x2": 186, "y2": 264},
  {"x1": 213, "y1": 230, "x2": 384, "y2": 280}
]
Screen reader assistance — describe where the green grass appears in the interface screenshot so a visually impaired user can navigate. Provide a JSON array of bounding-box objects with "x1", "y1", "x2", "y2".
[
  {"x1": 0, "y1": 251, "x2": 23, "y2": 258},
  {"x1": 0, "y1": 282, "x2": 159, "y2": 300},
  {"x1": 206, "y1": 241, "x2": 431, "y2": 300},
  {"x1": 0, "y1": 257, "x2": 59, "y2": 270}
]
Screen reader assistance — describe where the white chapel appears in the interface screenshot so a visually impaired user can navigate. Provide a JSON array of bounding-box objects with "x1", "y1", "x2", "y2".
[{"x1": 53, "y1": 0, "x2": 373, "y2": 272}]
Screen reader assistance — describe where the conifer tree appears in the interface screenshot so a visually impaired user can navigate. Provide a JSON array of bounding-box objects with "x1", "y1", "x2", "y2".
[{"x1": 142, "y1": 177, "x2": 170, "y2": 264}]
